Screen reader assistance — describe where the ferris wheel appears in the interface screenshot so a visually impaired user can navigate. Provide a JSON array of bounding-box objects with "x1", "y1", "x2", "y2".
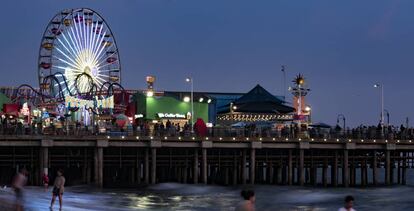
[{"x1": 38, "y1": 8, "x2": 121, "y2": 101}]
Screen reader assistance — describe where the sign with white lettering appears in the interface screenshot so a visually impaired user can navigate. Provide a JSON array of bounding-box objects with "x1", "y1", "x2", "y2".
[{"x1": 157, "y1": 113, "x2": 186, "y2": 119}]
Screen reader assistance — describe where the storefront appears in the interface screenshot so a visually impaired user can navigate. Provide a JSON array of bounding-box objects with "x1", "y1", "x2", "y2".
[{"x1": 135, "y1": 93, "x2": 209, "y2": 127}]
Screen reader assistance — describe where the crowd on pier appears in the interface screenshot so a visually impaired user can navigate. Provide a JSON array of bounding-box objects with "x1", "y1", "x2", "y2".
[{"x1": 1, "y1": 116, "x2": 414, "y2": 140}]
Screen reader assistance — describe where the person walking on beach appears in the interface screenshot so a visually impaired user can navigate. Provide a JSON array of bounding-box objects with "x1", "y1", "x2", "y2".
[
  {"x1": 42, "y1": 171, "x2": 49, "y2": 192},
  {"x1": 12, "y1": 168, "x2": 28, "y2": 211},
  {"x1": 338, "y1": 195, "x2": 356, "y2": 211},
  {"x1": 235, "y1": 189, "x2": 255, "y2": 211},
  {"x1": 50, "y1": 169, "x2": 65, "y2": 210}
]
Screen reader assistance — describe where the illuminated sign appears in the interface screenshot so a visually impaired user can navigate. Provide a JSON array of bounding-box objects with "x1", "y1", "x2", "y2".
[
  {"x1": 20, "y1": 103, "x2": 30, "y2": 116},
  {"x1": 135, "y1": 114, "x2": 144, "y2": 118},
  {"x1": 157, "y1": 113, "x2": 186, "y2": 119},
  {"x1": 65, "y1": 96, "x2": 114, "y2": 109}
]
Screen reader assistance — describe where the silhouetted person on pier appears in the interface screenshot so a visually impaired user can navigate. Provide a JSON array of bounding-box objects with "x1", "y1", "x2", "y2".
[
  {"x1": 50, "y1": 169, "x2": 65, "y2": 210},
  {"x1": 338, "y1": 195, "x2": 355, "y2": 211},
  {"x1": 235, "y1": 189, "x2": 255, "y2": 211}
]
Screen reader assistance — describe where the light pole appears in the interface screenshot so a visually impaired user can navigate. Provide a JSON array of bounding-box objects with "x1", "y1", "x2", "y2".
[
  {"x1": 374, "y1": 84, "x2": 384, "y2": 136},
  {"x1": 281, "y1": 65, "x2": 286, "y2": 100},
  {"x1": 186, "y1": 77, "x2": 194, "y2": 133},
  {"x1": 337, "y1": 114, "x2": 346, "y2": 131}
]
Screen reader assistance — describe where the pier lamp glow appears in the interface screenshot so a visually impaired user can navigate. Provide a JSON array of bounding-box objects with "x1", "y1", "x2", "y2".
[
  {"x1": 246, "y1": 137, "x2": 249, "y2": 141},
  {"x1": 206, "y1": 137, "x2": 209, "y2": 140},
  {"x1": 121, "y1": 136, "x2": 125, "y2": 139},
  {"x1": 178, "y1": 137, "x2": 182, "y2": 140},
  {"x1": 146, "y1": 90, "x2": 154, "y2": 97},
  {"x1": 232, "y1": 137, "x2": 236, "y2": 141},
  {"x1": 298, "y1": 138, "x2": 302, "y2": 141},
  {"x1": 324, "y1": 139, "x2": 327, "y2": 142},
  {"x1": 199, "y1": 97, "x2": 204, "y2": 102},
  {"x1": 164, "y1": 137, "x2": 168, "y2": 140},
  {"x1": 336, "y1": 139, "x2": 339, "y2": 142},
  {"x1": 259, "y1": 137, "x2": 263, "y2": 141},
  {"x1": 349, "y1": 139, "x2": 352, "y2": 142},
  {"x1": 136, "y1": 136, "x2": 139, "y2": 140},
  {"x1": 219, "y1": 137, "x2": 223, "y2": 140},
  {"x1": 150, "y1": 136, "x2": 154, "y2": 140},
  {"x1": 361, "y1": 139, "x2": 364, "y2": 142},
  {"x1": 107, "y1": 136, "x2": 110, "y2": 139},
  {"x1": 285, "y1": 138, "x2": 289, "y2": 141},
  {"x1": 207, "y1": 99, "x2": 212, "y2": 103},
  {"x1": 311, "y1": 138, "x2": 314, "y2": 141},
  {"x1": 183, "y1": 96, "x2": 190, "y2": 102},
  {"x1": 272, "y1": 138, "x2": 276, "y2": 141},
  {"x1": 373, "y1": 140, "x2": 376, "y2": 142},
  {"x1": 192, "y1": 137, "x2": 195, "y2": 140},
  {"x1": 409, "y1": 140, "x2": 412, "y2": 143},
  {"x1": 232, "y1": 105, "x2": 238, "y2": 110},
  {"x1": 385, "y1": 140, "x2": 388, "y2": 143}
]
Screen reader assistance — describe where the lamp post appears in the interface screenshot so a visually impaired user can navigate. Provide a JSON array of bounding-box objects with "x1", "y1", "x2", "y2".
[
  {"x1": 337, "y1": 114, "x2": 346, "y2": 131},
  {"x1": 374, "y1": 84, "x2": 384, "y2": 136},
  {"x1": 186, "y1": 77, "x2": 194, "y2": 133}
]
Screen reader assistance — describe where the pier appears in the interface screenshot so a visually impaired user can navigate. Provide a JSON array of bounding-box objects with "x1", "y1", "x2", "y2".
[{"x1": 1, "y1": 135, "x2": 413, "y2": 188}]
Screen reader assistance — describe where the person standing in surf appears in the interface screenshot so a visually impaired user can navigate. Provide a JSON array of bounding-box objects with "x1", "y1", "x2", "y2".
[{"x1": 50, "y1": 169, "x2": 65, "y2": 210}]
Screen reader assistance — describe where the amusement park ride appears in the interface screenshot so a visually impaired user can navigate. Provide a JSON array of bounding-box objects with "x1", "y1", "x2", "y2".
[
  {"x1": 13, "y1": 8, "x2": 127, "y2": 124},
  {"x1": 289, "y1": 74, "x2": 311, "y2": 136}
]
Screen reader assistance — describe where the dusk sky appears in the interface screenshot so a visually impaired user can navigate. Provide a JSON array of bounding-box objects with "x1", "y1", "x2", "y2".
[{"x1": 1, "y1": 0, "x2": 413, "y2": 127}]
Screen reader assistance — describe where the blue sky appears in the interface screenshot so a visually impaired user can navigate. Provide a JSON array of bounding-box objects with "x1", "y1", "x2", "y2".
[{"x1": 0, "y1": 0, "x2": 413, "y2": 127}]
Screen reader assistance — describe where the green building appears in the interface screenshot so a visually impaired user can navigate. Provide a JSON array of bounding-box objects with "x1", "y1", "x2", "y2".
[{"x1": 134, "y1": 92, "x2": 209, "y2": 125}]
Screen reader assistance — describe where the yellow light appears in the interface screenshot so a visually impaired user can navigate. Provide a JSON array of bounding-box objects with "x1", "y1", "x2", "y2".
[
  {"x1": 192, "y1": 137, "x2": 195, "y2": 140},
  {"x1": 272, "y1": 138, "x2": 276, "y2": 141},
  {"x1": 107, "y1": 136, "x2": 110, "y2": 139},
  {"x1": 324, "y1": 139, "x2": 327, "y2": 142},
  {"x1": 232, "y1": 137, "x2": 236, "y2": 140},
  {"x1": 232, "y1": 106, "x2": 237, "y2": 110},
  {"x1": 164, "y1": 137, "x2": 168, "y2": 140},
  {"x1": 348, "y1": 139, "x2": 352, "y2": 142},
  {"x1": 259, "y1": 138, "x2": 262, "y2": 141},
  {"x1": 219, "y1": 137, "x2": 222, "y2": 140},
  {"x1": 179, "y1": 137, "x2": 182, "y2": 140},
  {"x1": 150, "y1": 136, "x2": 154, "y2": 140},
  {"x1": 336, "y1": 139, "x2": 339, "y2": 142},
  {"x1": 136, "y1": 136, "x2": 139, "y2": 140},
  {"x1": 206, "y1": 137, "x2": 209, "y2": 140},
  {"x1": 121, "y1": 136, "x2": 125, "y2": 139},
  {"x1": 246, "y1": 138, "x2": 249, "y2": 141}
]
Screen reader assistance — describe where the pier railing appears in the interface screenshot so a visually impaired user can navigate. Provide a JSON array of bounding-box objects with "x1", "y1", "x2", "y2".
[{"x1": 1, "y1": 125, "x2": 414, "y2": 142}]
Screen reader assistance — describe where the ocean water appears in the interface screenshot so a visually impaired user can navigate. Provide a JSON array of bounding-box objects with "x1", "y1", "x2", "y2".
[
  {"x1": 0, "y1": 169, "x2": 413, "y2": 210},
  {"x1": 1, "y1": 183, "x2": 414, "y2": 211}
]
